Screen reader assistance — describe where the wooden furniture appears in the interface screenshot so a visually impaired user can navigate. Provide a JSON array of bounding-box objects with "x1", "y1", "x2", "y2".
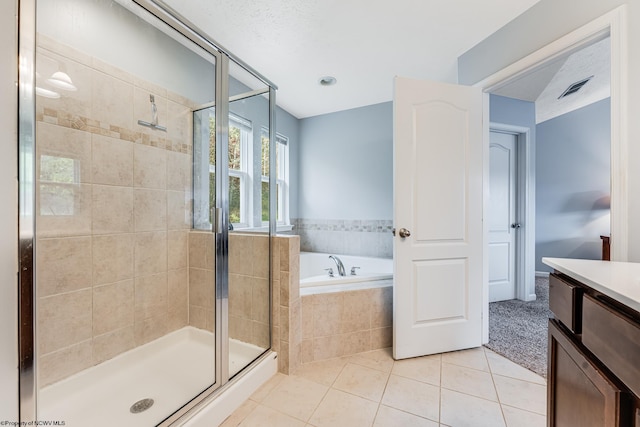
[
  {"x1": 544, "y1": 259, "x2": 640, "y2": 427},
  {"x1": 601, "y1": 235, "x2": 611, "y2": 261}
]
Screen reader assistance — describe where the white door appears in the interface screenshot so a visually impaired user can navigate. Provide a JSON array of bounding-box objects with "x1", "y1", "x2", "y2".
[
  {"x1": 488, "y1": 131, "x2": 518, "y2": 302},
  {"x1": 393, "y1": 77, "x2": 483, "y2": 360}
]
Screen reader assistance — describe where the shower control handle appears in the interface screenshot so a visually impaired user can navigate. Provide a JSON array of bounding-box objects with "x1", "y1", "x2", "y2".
[
  {"x1": 398, "y1": 228, "x2": 411, "y2": 238},
  {"x1": 511, "y1": 223, "x2": 522, "y2": 229}
]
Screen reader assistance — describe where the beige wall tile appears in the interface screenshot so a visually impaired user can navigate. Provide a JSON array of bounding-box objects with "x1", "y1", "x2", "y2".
[
  {"x1": 301, "y1": 296, "x2": 313, "y2": 340},
  {"x1": 39, "y1": 340, "x2": 93, "y2": 387},
  {"x1": 280, "y1": 272, "x2": 290, "y2": 307},
  {"x1": 92, "y1": 326, "x2": 135, "y2": 365},
  {"x1": 167, "y1": 268, "x2": 188, "y2": 331},
  {"x1": 38, "y1": 289, "x2": 92, "y2": 354},
  {"x1": 279, "y1": 306, "x2": 290, "y2": 342},
  {"x1": 189, "y1": 232, "x2": 214, "y2": 269},
  {"x1": 37, "y1": 236, "x2": 92, "y2": 297},
  {"x1": 229, "y1": 315, "x2": 252, "y2": 343},
  {"x1": 279, "y1": 238, "x2": 290, "y2": 272},
  {"x1": 272, "y1": 326, "x2": 280, "y2": 354},
  {"x1": 229, "y1": 273, "x2": 252, "y2": 318},
  {"x1": 371, "y1": 327, "x2": 392, "y2": 350},
  {"x1": 271, "y1": 279, "x2": 280, "y2": 328},
  {"x1": 168, "y1": 231, "x2": 188, "y2": 270},
  {"x1": 251, "y1": 278, "x2": 270, "y2": 324},
  {"x1": 313, "y1": 335, "x2": 343, "y2": 360},
  {"x1": 134, "y1": 188, "x2": 167, "y2": 232},
  {"x1": 252, "y1": 321, "x2": 270, "y2": 349},
  {"x1": 189, "y1": 305, "x2": 207, "y2": 330},
  {"x1": 313, "y1": 293, "x2": 343, "y2": 337},
  {"x1": 167, "y1": 190, "x2": 190, "y2": 230},
  {"x1": 91, "y1": 57, "x2": 134, "y2": 84},
  {"x1": 271, "y1": 238, "x2": 280, "y2": 282},
  {"x1": 93, "y1": 280, "x2": 134, "y2": 336},
  {"x1": 290, "y1": 300, "x2": 301, "y2": 345},
  {"x1": 134, "y1": 315, "x2": 168, "y2": 345},
  {"x1": 37, "y1": 122, "x2": 91, "y2": 182},
  {"x1": 341, "y1": 330, "x2": 371, "y2": 356},
  {"x1": 229, "y1": 233, "x2": 253, "y2": 275},
  {"x1": 134, "y1": 77, "x2": 167, "y2": 99},
  {"x1": 37, "y1": 183, "x2": 92, "y2": 238},
  {"x1": 92, "y1": 134, "x2": 133, "y2": 186},
  {"x1": 133, "y1": 144, "x2": 166, "y2": 189},
  {"x1": 279, "y1": 340, "x2": 290, "y2": 373},
  {"x1": 167, "y1": 151, "x2": 191, "y2": 192},
  {"x1": 189, "y1": 268, "x2": 215, "y2": 309},
  {"x1": 92, "y1": 233, "x2": 134, "y2": 285},
  {"x1": 134, "y1": 273, "x2": 168, "y2": 321},
  {"x1": 371, "y1": 286, "x2": 393, "y2": 328},
  {"x1": 342, "y1": 290, "x2": 371, "y2": 333},
  {"x1": 166, "y1": 99, "x2": 191, "y2": 144},
  {"x1": 92, "y1": 69, "x2": 134, "y2": 130},
  {"x1": 252, "y1": 235, "x2": 270, "y2": 279},
  {"x1": 301, "y1": 339, "x2": 314, "y2": 364},
  {"x1": 134, "y1": 231, "x2": 167, "y2": 276},
  {"x1": 92, "y1": 185, "x2": 134, "y2": 234}
]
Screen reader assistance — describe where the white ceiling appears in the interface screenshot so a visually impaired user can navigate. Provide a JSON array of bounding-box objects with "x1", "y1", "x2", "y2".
[{"x1": 161, "y1": 0, "x2": 541, "y2": 118}]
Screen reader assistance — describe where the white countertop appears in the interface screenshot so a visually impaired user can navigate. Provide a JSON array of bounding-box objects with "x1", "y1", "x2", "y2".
[{"x1": 542, "y1": 257, "x2": 640, "y2": 313}]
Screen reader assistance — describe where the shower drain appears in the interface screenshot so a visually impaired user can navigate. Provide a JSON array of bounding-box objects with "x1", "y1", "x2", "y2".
[{"x1": 130, "y1": 398, "x2": 155, "y2": 414}]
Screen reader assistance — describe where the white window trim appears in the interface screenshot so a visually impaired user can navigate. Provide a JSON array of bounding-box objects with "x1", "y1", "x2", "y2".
[{"x1": 260, "y1": 130, "x2": 290, "y2": 227}]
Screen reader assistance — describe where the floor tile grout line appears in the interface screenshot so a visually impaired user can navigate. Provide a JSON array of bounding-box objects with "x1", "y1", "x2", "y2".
[{"x1": 483, "y1": 346, "x2": 509, "y2": 427}]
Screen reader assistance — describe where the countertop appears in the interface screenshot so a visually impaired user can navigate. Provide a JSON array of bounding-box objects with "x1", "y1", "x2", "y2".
[{"x1": 542, "y1": 257, "x2": 640, "y2": 313}]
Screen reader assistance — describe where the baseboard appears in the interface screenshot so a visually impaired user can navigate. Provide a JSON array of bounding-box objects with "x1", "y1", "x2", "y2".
[{"x1": 535, "y1": 271, "x2": 550, "y2": 278}]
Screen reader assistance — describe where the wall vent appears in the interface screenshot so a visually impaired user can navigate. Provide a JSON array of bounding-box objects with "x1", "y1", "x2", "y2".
[{"x1": 558, "y1": 76, "x2": 593, "y2": 99}]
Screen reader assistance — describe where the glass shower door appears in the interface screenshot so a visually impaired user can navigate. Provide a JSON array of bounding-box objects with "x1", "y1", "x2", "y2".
[{"x1": 32, "y1": 0, "x2": 218, "y2": 425}]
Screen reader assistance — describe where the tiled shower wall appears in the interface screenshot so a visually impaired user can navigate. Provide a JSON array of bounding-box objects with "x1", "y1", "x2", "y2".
[
  {"x1": 35, "y1": 35, "x2": 193, "y2": 387},
  {"x1": 291, "y1": 219, "x2": 393, "y2": 258}
]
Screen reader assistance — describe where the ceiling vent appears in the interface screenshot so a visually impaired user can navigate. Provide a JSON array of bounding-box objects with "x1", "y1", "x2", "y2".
[{"x1": 558, "y1": 76, "x2": 593, "y2": 99}]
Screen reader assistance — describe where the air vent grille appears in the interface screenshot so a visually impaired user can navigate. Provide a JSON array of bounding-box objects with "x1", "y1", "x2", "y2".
[{"x1": 558, "y1": 76, "x2": 593, "y2": 99}]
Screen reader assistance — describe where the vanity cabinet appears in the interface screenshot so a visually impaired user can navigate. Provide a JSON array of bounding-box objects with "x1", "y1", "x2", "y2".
[{"x1": 548, "y1": 272, "x2": 638, "y2": 427}]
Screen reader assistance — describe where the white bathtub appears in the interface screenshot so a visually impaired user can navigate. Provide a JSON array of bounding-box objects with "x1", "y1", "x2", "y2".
[{"x1": 300, "y1": 252, "x2": 393, "y2": 295}]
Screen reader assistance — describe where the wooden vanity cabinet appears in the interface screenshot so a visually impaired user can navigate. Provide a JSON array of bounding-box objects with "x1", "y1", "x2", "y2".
[
  {"x1": 548, "y1": 272, "x2": 637, "y2": 427},
  {"x1": 548, "y1": 319, "x2": 627, "y2": 427}
]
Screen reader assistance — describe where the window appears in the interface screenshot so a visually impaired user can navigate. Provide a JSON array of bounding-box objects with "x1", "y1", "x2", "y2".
[
  {"x1": 261, "y1": 130, "x2": 289, "y2": 225},
  {"x1": 209, "y1": 113, "x2": 252, "y2": 227},
  {"x1": 196, "y1": 110, "x2": 289, "y2": 230}
]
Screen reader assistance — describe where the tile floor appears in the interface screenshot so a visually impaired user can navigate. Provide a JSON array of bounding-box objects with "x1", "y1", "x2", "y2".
[{"x1": 221, "y1": 346, "x2": 547, "y2": 427}]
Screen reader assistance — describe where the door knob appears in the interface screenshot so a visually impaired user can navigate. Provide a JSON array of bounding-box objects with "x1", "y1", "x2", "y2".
[
  {"x1": 399, "y1": 228, "x2": 411, "y2": 238},
  {"x1": 511, "y1": 223, "x2": 522, "y2": 229}
]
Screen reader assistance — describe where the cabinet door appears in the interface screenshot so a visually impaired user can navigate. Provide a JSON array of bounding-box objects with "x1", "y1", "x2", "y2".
[{"x1": 548, "y1": 320, "x2": 626, "y2": 427}]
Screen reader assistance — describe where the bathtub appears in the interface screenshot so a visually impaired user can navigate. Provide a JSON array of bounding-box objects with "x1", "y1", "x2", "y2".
[{"x1": 300, "y1": 252, "x2": 393, "y2": 295}]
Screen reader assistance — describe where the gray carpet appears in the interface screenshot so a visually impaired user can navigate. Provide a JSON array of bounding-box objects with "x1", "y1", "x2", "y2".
[{"x1": 485, "y1": 277, "x2": 551, "y2": 378}]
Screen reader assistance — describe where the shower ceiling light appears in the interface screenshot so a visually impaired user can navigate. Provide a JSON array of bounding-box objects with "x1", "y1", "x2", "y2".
[
  {"x1": 35, "y1": 87, "x2": 60, "y2": 99},
  {"x1": 318, "y1": 76, "x2": 337, "y2": 86},
  {"x1": 47, "y1": 71, "x2": 77, "y2": 91}
]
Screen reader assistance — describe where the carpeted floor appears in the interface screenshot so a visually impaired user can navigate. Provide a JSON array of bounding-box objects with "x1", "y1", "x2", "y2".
[{"x1": 485, "y1": 277, "x2": 551, "y2": 378}]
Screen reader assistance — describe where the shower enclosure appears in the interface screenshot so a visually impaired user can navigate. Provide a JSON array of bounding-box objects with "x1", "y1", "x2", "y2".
[{"x1": 18, "y1": 0, "x2": 276, "y2": 425}]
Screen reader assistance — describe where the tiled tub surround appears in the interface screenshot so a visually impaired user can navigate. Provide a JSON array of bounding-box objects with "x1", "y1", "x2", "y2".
[
  {"x1": 301, "y1": 287, "x2": 393, "y2": 363},
  {"x1": 35, "y1": 35, "x2": 194, "y2": 387},
  {"x1": 274, "y1": 236, "x2": 393, "y2": 371},
  {"x1": 291, "y1": 219, "x2": 394, "y2": 259},
  {"x1": 271, "y1": 235, "x2": 302, "y2": 375}
]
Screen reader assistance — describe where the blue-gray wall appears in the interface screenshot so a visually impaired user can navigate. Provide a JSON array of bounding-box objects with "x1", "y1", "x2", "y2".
[
  {"x1": 490, "y1": 94, "x2": 536, "y2": 133},
  {"x1": 298, "y1": 102, "x2": 393, "y2": 220},
  {"x1": 536, "y1": 98, "x2": 611, "y2": 271}
]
